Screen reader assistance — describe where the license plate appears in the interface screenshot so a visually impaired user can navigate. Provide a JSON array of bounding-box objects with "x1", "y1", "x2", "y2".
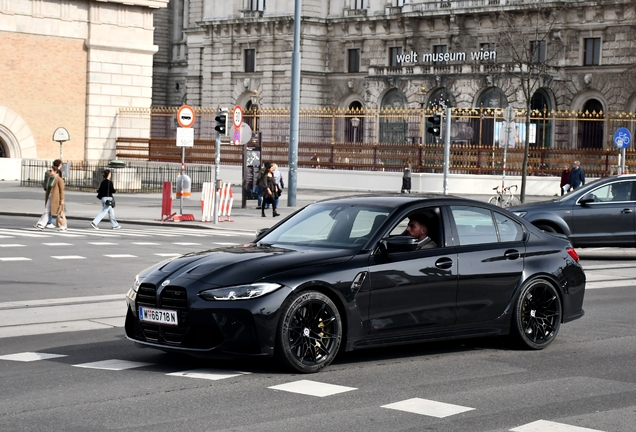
[{"x1": 138, "y1": 306, "x2": 178, "y2": 326}]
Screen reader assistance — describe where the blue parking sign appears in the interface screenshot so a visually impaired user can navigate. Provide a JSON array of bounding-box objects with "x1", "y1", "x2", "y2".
[{"x1": 614, "y1": 127, "x2": 631, "y2": 149}]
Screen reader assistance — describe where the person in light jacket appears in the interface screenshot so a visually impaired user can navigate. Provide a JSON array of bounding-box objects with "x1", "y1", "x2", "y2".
[{"x1": 34, "y1": 166, "x2": 66, "y2": 231}]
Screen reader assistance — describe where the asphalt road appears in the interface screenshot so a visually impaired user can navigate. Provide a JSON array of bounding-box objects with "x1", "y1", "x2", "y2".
[{"x1": 1, "y1": 215, "x2": 635, "y2": 432}]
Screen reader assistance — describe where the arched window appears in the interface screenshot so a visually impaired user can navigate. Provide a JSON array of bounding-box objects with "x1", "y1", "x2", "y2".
[
  {"x1": 345, "y1": 101, "x2": 364, "y2": 143},
  {"x1": 381, "y1": 88, "x2": 407, "y2": 109},
  {"x1": 0, "y1": 139, "x2": 6, "y2": 158},
  {"x1": 531, "y1": 89, "x2": 552, "y2": 148},
  {"x1": 578, "y1": 99, "x2": 604, "y2": 149},
  {"x1": 380, "y1": 89, "x2": 408, "y2": 143},
  {"x1": 427, "y1": 88, "x2": 456, "y2": 111},
  {"x1": 475, "y1": 87, "x2": 508, "y2": 147}
]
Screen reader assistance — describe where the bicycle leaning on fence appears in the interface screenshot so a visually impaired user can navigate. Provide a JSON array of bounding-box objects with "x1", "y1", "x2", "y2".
[{"x1": 488, "y1": 184, "x2": 521, "y2": 208}]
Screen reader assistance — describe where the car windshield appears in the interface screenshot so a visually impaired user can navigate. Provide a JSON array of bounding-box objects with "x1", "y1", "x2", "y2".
[
  {"x1": 258, "y1": 202, "x2": 393, "y2": 249},
  {"x1": 555, "y1": 178, "x2": 604, "y2": 201}
]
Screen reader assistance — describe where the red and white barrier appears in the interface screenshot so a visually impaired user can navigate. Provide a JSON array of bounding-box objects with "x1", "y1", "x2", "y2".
[
  {"x1": 201, "y1": 182, "x2": 215, "y2": 222},
  {"x1": 217, "y1": 182, "x2": 234, "y2": 222}
]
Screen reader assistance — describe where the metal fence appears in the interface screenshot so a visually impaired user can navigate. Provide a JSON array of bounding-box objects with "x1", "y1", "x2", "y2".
[
  {"x1": 115, "y1": 106, "x2": 636, "y2": 177},
  {"x1": 21, "y1": 159, "x2": 213, "y2": 193}
]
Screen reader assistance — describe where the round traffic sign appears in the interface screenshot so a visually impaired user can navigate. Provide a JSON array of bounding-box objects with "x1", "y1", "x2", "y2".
[
  {"x1": 177, "y1": 105, "x2": 196, "y2": 128},
  {"x1": 233, "y1": 106, "x2": 243, "y2": 128},
  {"x1": 614, "y1": 127, "x2": 631, "y2": 149}
]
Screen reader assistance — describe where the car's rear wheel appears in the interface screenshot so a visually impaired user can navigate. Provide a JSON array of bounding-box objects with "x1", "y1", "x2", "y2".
[
  {"x1": 511, "y1": 279, "x2": 561, "y2": 350},
  {"x1": 535, "y1": 223, "x2": 557, "y2": 233},
  {"x1": 275, "y1": 290, "x2": 342, "y2": 373}
]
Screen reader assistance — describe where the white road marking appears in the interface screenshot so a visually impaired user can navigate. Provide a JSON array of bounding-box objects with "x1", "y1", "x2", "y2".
[
  {"x1": 104, "y1": 254, "x2": 137, "y2": 258},
  {"x1": 42, "y1": 242, "x2": 73, "y2": 246},
  {"x1": 269, "y1": 380, "x2": 357, "y2": 397},
  {"x1": 0, "y1": 257, "x2": 31, "y2": 261},
  {"x1": 0, "y1": 244, "x2": 25, "y2": 247},
  {"x1": 87, "y1": 242, "x2": 119, "y2": 245},
  {"x1": 0, "y1": 294, "x2": 125, "y2": 309},
  {"x1": 0, "y1": 229, "x2": 52, "y2": 238},
  {"x1": 73, "y1": 359, "x2": 152, "y2": 371},
  {"x1": 154, "y1": 253, "x2": 181, "y2": 257},
  {"x1": 132, "y1": 242, "x2": 160, "y2": 245},
  {"x1": 0, "y1": 235, "x2": 14, "y2": 238},
  {"x1": 586, "y1": 279, "x2": 636, "y2": 289},
  {"x1": 51, "y1": 255, "x2": 86, "y2": 260},
  {"x1": 173, "y1": 242, "x2": 202, "y2": 246},
  {"x1": 0, "y1": 352, "x2": 67, "y2": 362},
  {"x1": 213, "y1": 242, "x2": 239, "y2": 246},
  {"x1": 381, "y1": 398, "x2": 475, "y2": 418},
  {"x1": 167, "y1": 369, "x2": 251, "y2": 381},
  {"x1": 510, "y1": 419, "x2": 606, "y2": 432}
]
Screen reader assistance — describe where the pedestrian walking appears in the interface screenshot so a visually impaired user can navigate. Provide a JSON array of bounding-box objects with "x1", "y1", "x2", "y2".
[
  {"x1": 258, "y1": 162, "x2": 280, "y2": 217},
  {"x1": 34, "y1": 166, "x2": 67, "y2": 231},
  {"x1": 266, "y1": 163, "x2": 284, "y2": 209},
  {"x1": 41, "y1": 158, "x2": 63, "y2": 228},
  {"x1": 254, "y1": 164, "x2": 266, "y2": 209},
  {"x1": 401, "y1": 158, "x2": 412, "y2": 193},
  {"x1": 91, "y1": 169, "x2": 121, "y2": 230},
  {"x1": 560, "y1": 163, "x2": 571, "y2": 195},
  {"x1": 569, "y1": 160, "x2": 585, "y2": 191}
]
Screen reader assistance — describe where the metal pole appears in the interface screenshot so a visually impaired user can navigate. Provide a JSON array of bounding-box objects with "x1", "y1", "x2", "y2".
[
  {"x1": 287, "y1": 0, "x2": 302, "y2": 207},
  {"x1": 622, "y1": 147, "x2": 626, "y2": 174},
  {"x1": 179, "y1": 147, "x2": 185, "y2": 215},
  {"x1": 213, "y1": 107, "x2": 221, "y2": 225},
  {"x1": 59, "y1": 141, "x2": 63, "y2": 160},
  {"x1": 443, "y1": 107, "x2": 451, "y2": 195}
]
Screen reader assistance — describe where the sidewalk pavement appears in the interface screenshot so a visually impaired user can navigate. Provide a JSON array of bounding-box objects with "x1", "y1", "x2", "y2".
[{"x1": 0, "y1": 181, "x2": 547, "y2": 234}]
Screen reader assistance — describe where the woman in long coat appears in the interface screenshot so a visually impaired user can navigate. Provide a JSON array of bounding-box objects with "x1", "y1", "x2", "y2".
[{"x1": 35, "y1": 166, "x2": 66, "y2": 231}]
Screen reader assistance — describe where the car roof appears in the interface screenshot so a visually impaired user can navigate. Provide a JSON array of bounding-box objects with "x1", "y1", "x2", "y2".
[{"x1": 312, "y1": 193, "x2": 486, "y2": 207}]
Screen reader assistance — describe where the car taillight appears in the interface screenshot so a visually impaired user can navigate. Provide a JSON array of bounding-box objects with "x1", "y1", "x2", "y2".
[{"x1": 566, "y1": 247, "x2": 579, "y2": 262}]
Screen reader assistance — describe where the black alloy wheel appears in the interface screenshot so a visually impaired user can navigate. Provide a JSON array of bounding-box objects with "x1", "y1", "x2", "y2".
[
  {"x1": 276, "y1": 290, "x2": 342, "y2": 373},
  {"x1": 512, "y1": 279, "x2": 562, "y2": 350}
]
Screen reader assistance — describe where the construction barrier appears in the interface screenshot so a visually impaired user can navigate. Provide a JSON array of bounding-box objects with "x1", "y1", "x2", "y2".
[
  {"x1": 160, "y1": 182, "x2": 175, "y2": 221},
  {"x1": 201, "y1": 182, "x2": 215, "y2": 222},
  {"x1": 217, "y1": 182, "x2": 234, "y2": 222}
]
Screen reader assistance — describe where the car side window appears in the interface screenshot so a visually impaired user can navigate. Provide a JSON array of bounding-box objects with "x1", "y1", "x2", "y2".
[
  {"x1": 450, "y1": 206, "x2": 498, "y2": 246},
  {"x1": 388, "y1": 207, "x2": 443, "y2": 248},
  {"x1": 493, "y1": 211, "x2": 524, "y2": 242}
]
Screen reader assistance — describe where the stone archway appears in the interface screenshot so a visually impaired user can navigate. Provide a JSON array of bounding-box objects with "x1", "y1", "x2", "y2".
[
  {"x1": 531, "y1": 88, "x2": 554, "y2": 147},
  {"x1": 345, "y1": 100, "x2": 364, "y2": 143},
  {"x1": 474, "y1": 87, "x2": 509, "y2": 148},
  {"x1": 578, "y1": 98, "x2": 605, "y2": 149},
  {"x1": 0, "y1": 107, "x2": 37, "y2": 158}
]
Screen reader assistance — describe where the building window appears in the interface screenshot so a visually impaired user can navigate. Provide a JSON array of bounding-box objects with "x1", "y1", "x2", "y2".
[
  {"x1": 389, "y1": 47, "x2": 402, "y2": 67},
  {"x1": 434, "y1": 45, "x2": 448, "y2": 65},
  {"x1": 247, "y1": 0, "x2": 265, "y2": 11},
  {"x1": 244, "y1": 49, "x2": 255, "y2": 73},
  {"x1": 348, "y1": 49, "x2": 360, "y2": 73},
  {"x1": 584, "y1": 38, "x2": 601, "y2": 65},
  {"x1": 353, "y1": 0, "x2": 365, "y2": 9},
  {"x1": 531, "y1": 41, "x2": 546, "y2": 64}
]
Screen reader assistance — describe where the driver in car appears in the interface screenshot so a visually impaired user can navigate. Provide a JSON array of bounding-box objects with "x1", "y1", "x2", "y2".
[
  {"x1": 406, "y1": 214, "x2": 437, "y2": 250},
  {"x1": 611, "y1": 183, "x2": 631, "y2": 201}
]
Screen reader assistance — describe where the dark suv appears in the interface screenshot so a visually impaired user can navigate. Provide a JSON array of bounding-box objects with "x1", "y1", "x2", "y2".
[{"x1": 509, "y1": 175, "x2": 636, "y2": 247}]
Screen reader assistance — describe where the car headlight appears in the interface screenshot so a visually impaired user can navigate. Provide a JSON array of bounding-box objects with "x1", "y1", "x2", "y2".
[
  {"x1": 512, "y1": 211, "x2": 527, "y2": 218},
  {"x1": 199, "y1": 282, "x2": 283, "y2": 301},
  {"x1": 132, "y1": 275, "x2": 141, "y2": 292}
]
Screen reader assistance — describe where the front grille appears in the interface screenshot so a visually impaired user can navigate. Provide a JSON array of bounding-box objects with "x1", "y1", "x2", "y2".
[
  {"x1": 160, "y1": 287, "x2": 188, "y2": 309},
  {"x1": 137, "y1": 284, "x2": 157, "y2": 307}
]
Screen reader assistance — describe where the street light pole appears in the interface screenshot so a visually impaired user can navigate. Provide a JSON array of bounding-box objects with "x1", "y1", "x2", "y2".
[{"x1": 287, "y1": 0, "x2": 302, "y2": 207}]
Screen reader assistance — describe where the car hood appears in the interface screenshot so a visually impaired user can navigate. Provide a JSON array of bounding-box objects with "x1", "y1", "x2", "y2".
[{"x1": 138, "y1": 244, "x2": 355, "y2": 287}]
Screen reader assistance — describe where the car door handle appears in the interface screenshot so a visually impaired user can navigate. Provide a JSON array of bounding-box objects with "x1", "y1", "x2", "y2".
[
  {"x1": 621, "y1": 209, "x2": 633, "y2": 214},
  {"x1": 504, "y1": 249, "x2": 520, "y2": 260},
  {"x1": 435, "y1": 257, "x2": 453, "y2": 269}
]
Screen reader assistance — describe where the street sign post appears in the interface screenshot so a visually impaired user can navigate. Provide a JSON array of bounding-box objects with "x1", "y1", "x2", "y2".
[
  {"x1": 176, "y1": 106, "x2": 196, "y2": 215},
  {"x1": 614, "y1": 127, "x2": 632, "y2": 174},
  {"x1": 52, "y1": 127, "x2": 70, "y2": 160},
  {"x1": 233, "y1": 105, "x2": 243, "y2": 129},
  {"x1": 177, "y1": 105, "x2": 196, "y2": 128}
]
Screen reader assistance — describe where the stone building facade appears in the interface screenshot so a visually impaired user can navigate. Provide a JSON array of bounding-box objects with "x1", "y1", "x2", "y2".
[
  {"x1": 153, "y1": 0, "x2": 636, "y2": 149},
  {"x1": 0, "y1": 0, "x2": 168, "y2": 162}
]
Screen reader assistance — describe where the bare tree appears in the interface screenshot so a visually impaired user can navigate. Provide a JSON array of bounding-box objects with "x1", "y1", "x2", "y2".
[{"x1": 489, "y1": 4, "x2": 568, "y2": 203}]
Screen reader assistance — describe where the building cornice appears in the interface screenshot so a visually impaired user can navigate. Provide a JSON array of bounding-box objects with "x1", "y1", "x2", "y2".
[{"x1": 92, "y1": 0, "x2": 169, "y2": 8}]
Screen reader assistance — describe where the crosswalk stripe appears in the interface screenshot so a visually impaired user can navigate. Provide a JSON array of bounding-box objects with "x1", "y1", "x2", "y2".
[
  {"x1": 0, "y1": 352, "x2": 67, "y2": 362},
  {"x1": 0, "y1": 257, "x2": 31, "y2": 261},
  {"x1": 510, "y1": 420, "x2": 606, "y2": 432},
  {"x1": 0, "y1": 244, "x2": 25, "y2": 247},
  {"x1": 51, "y1": 255, "x2": 86, "y2": 260},
  {"x1": 73, "y1": 359, "x2": 152, "y2": 371},
  {"x1": 104, "y1": 254, "x2": 137, "y2": 258},
  {"x1": 167, "y1": 369, "x2": 251, "y2": 380},
  {"x1": 0, "y1": 227, "x2": 252, "y2": 238},
  {"x1": 269, "y1": 380, "x2": 357, "y2": 397},
  {"x1": 381, "y1": 398, "x2": 475, "y2": 418}
]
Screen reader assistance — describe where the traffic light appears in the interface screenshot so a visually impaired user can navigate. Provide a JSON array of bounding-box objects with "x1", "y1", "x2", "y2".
[
  {"x1": 427, "y1": 114, "x2": 441, "y2": 137},
  {"x1": 215, "y1": 111, "x2": 228, "y2": 136}
]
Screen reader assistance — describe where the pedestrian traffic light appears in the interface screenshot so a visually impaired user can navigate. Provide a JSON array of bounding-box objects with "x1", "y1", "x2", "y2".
[
  {"x1": 427, "y1": 114, "x2": 442, "y2": 137},
  {"x1": 215, "y1": 111, "x2": 228, "y2": 136}
]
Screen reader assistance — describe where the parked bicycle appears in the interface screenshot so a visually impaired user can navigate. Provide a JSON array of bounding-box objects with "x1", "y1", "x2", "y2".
[{"x1": 488, "y1": 184, "x2": 521, "y2": 208}]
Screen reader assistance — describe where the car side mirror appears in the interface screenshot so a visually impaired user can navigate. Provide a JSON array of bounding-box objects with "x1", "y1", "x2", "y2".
[
  {"x1": 380, "y1": 236, "x2": 418, "y2": 253},
  {"x1": 254, "y1": 228, "x2": 270, "y2": 241},
  {"x1": 579, "y1": 194, "x2": 595, "y2": 205}
]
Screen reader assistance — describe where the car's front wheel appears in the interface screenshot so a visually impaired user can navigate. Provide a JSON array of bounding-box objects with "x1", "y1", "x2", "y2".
[
  {"x1": 511, "y1": 279, "x2": 562, "y2": 350},
  {"x1": 275, "y1": 290, "x2": 342, "y2": 373}
]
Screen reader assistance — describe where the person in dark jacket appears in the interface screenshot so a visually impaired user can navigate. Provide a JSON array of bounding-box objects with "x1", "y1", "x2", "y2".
[
  {"x1": 569, "y1": 161, "x2": 585, "y2": 190},
  {"x1": 258, "y1": 162, "x2": 280, "y2": 217},
  {"x1": 401, "y1": 158, "x2": 412, "y2": 193},
  {"x1": 560, "y1": 163, "x2": 571, "y2": 195},
  {"x1": 91, "y1": 169, "x2": 121, "y2": 229}
]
